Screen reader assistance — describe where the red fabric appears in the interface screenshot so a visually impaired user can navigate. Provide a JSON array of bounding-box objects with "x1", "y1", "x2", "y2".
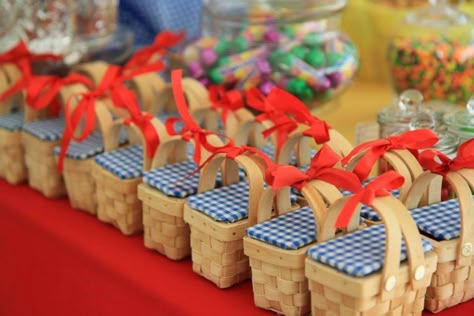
[
  {"x1": 0, "y1": 179, "x2": 473, "y2": 316},
  {"x1": 419, "y1": 139, "x2": 474, "y2": 176}
]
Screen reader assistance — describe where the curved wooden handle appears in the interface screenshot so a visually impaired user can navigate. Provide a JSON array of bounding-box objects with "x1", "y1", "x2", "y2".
[
  {"x1": 198, "y1": 153, "x2": 265, "y2": 227},
  {"x1": 320, "y1": 194, "x2": 428, "y2": 292},
  {"x1": 129, "y1": 73, "x2": 166, "y2": 113},
  {"x1": 72, "y1": 61, "x2": 109, "y2": 86},
  {"x1": 328, "y1": 129, "x2": 354, "y2": 157},
  {"x1": 1, "y1": 63, "x2": 25, "y2": 115},
  {"x1": 0, "y1": 67, "x2": 13, "y2": 114}
]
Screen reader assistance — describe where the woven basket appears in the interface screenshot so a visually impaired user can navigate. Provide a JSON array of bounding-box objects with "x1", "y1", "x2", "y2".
[
  {"x1": 183, "y1": 152, "x2": 269, "y2": 288},
  {"x1": 306, "y1": 193, "x2": 438, "y2": 315},
  {"x1": 404, "y1": 168, "x2": 474, "y2": 312},
  {"x1": 94, "y1": 117, "x2": 170, "y2": 235},
  {"x1": 244, "y1": 175, "x2": 351, "y2": 316},
  {"x1": 138, "y1": 133, "x2": 223, "y2": 260}
]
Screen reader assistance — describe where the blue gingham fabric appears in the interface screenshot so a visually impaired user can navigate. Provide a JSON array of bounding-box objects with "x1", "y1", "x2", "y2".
[
  {"x1": 188, "y1": 181, "x2": 297, "y2": 223},
  {"x1": 0, "y1": 112, "x2": 24, "y2": 131},
  {"x1": 307, "y1": 225, "x2": 433, "y2": 277},
  {"x1": 22, "y1": 117, "x2": 65, "y2": 141},
  {"x1": 411, "y1": 198, "x2": 462, "y2": 241},
  {"x1": 119, "y1": 0, "x2": 202, "y2": 49},
  {"x1": 247, "y1": 207, "x2": 316, "y2": 250},
  {"x1": 95, "y1": 144, "x2": 143, "y2": 179},
  {"x1": 52, "y1": 129, "x2": 128, "y2": 160}
]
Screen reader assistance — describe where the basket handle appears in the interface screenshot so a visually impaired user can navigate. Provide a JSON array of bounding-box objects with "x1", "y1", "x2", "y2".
[
  {"x1": 129, "y1": 73, "x2": 166, "y2": 113},
  {"x1": 320, "y1": 194, "x2": 429, "y2": 294},
  {"x1": 328, "y1": 129, "x2": 354, "y2": 157},
  {"x1": 198, "y1": 152, "x2": 265, "y2": 227},
  {"x1": 0, "y1": 64, "x2": 24, "y2": 114},
  {"x1": 405, "y1": 169, "x2": 474, "y2": 267},
  {"x1": 72, "y1": 61, "x2": 110, "y2": 86}
]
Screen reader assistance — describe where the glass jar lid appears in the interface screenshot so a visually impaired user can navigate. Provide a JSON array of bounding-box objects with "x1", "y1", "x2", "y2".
[
  {"x1": 378, "y1": 89, "x2": 424, "y2": 125},
  {"x1": 444, "y1": 96, "x2": 474, "y2": 136},
  {"x1": 404, "y1": 0, "x2": 471, "y2": 28}
]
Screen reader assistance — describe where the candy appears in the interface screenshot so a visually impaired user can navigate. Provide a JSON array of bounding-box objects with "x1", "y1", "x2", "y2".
[
  {"x1": 388, "y1": 36, "x2": 474, "y2": 104},
  {"x1": 256, "y1": 58, "x2": 272, "y2": 76},
  {"x1": 290, "y1": 46, "x2": 307, "y2": 60},
  {"x1": 215, "y1": 40, "x2": 229, "y2": 56},
  {"x1": 188, "y1": 60, "x2": 204, "y2": 78},
  {"x1": 263, "y1": 29, "x2": 280, "y2": 44},
  {"x1": 200, "y1": 48, "x2": 218, "y2": 66},
  {"x1": 303, "y1": 33, "x2": 323, "y2": 47},
  {"x1": 327, "y1": 52, "x2": 342, "y2": 66},
  {"x1": 232, "y1": 36, "x2": 250, "y2": 53},
  {"x1": 305, "y1": 48, "x2": 326, "y2": 68},
  {"x1": 259, "y1": 80, "x2": 276, "y2": 95}
]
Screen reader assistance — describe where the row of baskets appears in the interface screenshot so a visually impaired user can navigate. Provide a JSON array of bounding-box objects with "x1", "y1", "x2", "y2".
[{"x1": 1, "y1": 33, "x2": 473, "y2": 316}]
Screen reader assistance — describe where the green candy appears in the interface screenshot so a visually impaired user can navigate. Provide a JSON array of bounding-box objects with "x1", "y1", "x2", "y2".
[
  {"x1": 280, "y1": 26, "x2": 295, "y2": 39},
  {"x1": 303, "y1": 33, "x2": 323, "y2": 47},
  {"x1": 327, "y1": 52, "x2": 342, "y2": 66},
  {"x1": 215, "y1": 40, "x2": 228, "y2": 56},
  {"x1": 290, "y1": 46, "x2": 307, "y2": 60},
  {"x1": 269, "y1": 50, "x2": 284, "y2": 65},
  {"x1": 305, "y1": 49, "x2": 326, "y2": 68},
  {"x1": 286, "y1": 78, "x2": 307, "y2": 95},
  {"x1": 232, "y1": 36, "x2": 249, "y2": 53},
  {"x1": 279, "y1": 53, "x2": 295, "y2": 69},
  {"x1": 217, "y1": 56, "x2": 230, "y2": 67},
  {"x1": 300, "y1": 87, "x2": 314, "y2": 103},
  {"x1": 209, "y1": 68, "x2": 224, "y2": 84}
]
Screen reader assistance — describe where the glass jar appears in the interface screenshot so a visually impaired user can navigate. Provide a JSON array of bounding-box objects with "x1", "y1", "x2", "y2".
[
  {"x1": 377, "y1": 89, "x2": 459, "y2": 155},
  {"x1": 444, "y1": 96, "x2": 474, "y2": 144},
  {"x1": 20, "y1": 0, "x2": 76, "y2": 56},
  {"x1": 387, "y1": 0, "x2": 474, "y2": 105},
  {"x1": 182, "y1": 0, "x2": 359, "y2": 109},
  {"x1": 0, "y1": 0, "x2": 22, "y2": 53},
  {"x1": 76, "y1": 0, "x2": 118, "y2": 40}
]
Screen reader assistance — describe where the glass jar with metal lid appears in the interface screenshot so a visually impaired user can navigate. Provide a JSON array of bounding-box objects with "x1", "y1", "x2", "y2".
[
  {"x1": 444, "y1": 96, "x2": 474, "y2": 144},
  {"x1": 182, "y1": 0, "x2": 359, "y2": 110}
]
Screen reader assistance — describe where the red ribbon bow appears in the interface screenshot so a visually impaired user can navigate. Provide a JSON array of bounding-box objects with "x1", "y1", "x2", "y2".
[
  {"x1": 170, "y1": 69, "x2": 236, "y2": 165},
  {"x1": 125, "y1": 31, "x2": 185, "y2": 70},
  {"x1": 266, "y1": 88, "x2": 331, "y2": 144},
  {"x1": 341, "y1": 129, "x2": 439, "y2": 181},
  {"x1": 246, "y1": 88, "x2": 298, "y2": 154},
  {"x1": 58, "y1": 62, "x2": 164, "y2": 170},
  {"x1": 266, "y1": 145, "x2": 362, "y2": 192},
  {"x1": 209, "y1": 85, "x2": 244, "y2": 125},
  {"x1": 0, "y1": 41, "x2": 62, "y2": 103},
  {"x1": 25, "y1": 73, "x2": 93, "y2": 116},
  {"x1": 336, "y1": 171, "x2": 405, "y2": 228},
  {"x1": 419, "y1": 139, "x2": 474, "y2": 176}
]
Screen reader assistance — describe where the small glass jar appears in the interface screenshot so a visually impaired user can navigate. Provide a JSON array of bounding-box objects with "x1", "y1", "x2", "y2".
[
  {"x1": 444, "y1": 96, "x2": 474, "y2": 144},
  {"x1": 182, "y1": 0, "x2": 359, "y2": 109},
  {"x1": 387, "y1": 0, "x2": 474, "y2": 105}
]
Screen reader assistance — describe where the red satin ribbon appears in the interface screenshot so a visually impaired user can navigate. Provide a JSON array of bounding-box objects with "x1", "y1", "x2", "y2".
[
  {"x1": 265, "y1": 88, "x2": 331, "y2": 144},
  {"x1": 58, "y1": 62, "x2": 165, "y2": 170},
  {"x1": 246, "y1": 88, "x2": 298, "y2": 154},
  {"x1": 341, "y1": 129, "x2": 439, "y2": 181},
  {"x1": 125, "y1": 31, "x2": 185, "y2": 70},
  {"x1": 171, "y1": 69, "x2": 236, "y2": 165},
  {"x1": 335, "y1": 171, "x2": 405, "y2": 228},
  {"x1": 25, "y1": 73, "x2": 93, "y2": 116},
  {"x1": 265, "y1": 145, "x2": 362, "y2": 192},
  {"x1": 419, "y1": 139, "x2": 474, "y2": 176},
  {"x1": 209, "y1": 85, "x2": 244, "y2": 125},
  {"x1": 0, "y1": 41, "x2": 62, "y2": 104}
]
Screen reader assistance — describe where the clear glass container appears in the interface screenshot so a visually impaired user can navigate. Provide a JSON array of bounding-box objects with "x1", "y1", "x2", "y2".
[
  {"x1": 20, "y1": 0, "x2": 76, "y2": 56},
  {"x1": 182, "y1": 0, "x2": 359, "y2": 109},
  {"x1": 387, "y1": 0, "x2": 474, "y2": 105},
  {"x1": 0, "y1": 0, "x2": 23, "y2": 53},
  {"x1": 76, "y1": 0, "x2": 118, "y2": 40},
  {"x1": 378, "y1": 89, "x2": 459, "y2": 155},
  {"x1": 444, "y1": 95, "x2": 474, "y2": 144}
]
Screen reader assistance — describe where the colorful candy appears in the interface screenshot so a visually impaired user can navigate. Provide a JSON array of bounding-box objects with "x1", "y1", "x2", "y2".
[
  {"x1": 388, "y1": 36, "x2": 474, "y2": 105},
  {"x1": 182, "y1": 22, "x2": 359, "y2": 104}
]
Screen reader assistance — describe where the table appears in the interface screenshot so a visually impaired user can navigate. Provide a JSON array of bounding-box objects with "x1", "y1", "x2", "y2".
[{"x1": 1, "y1": 82, "x2": 473, "y2": 316}]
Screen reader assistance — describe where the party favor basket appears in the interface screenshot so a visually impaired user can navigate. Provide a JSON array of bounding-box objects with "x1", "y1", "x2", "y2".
[
  {"x1": 243, "y1": 146, "x2": 362, "y2": 316},
  {"x1": 0, "y1": 69, "x2": 27, "y2": 184},
  {"x1": 305, "y1": 172, "x2": 438, "y2": 315},
  {"x1": 138, "y1": 131, "x2": 226, "y2": 260},
  {"x1": 403, "y1": 140, "x2": 474, "y2": 312},
  {"x1": 93, "y1": 115, "x2": 169, "y2": 235}
]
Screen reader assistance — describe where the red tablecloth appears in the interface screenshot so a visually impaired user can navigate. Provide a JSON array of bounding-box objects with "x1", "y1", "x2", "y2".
[{"x1": 0, "y1": 179, "x2": 473, "y2": 316}]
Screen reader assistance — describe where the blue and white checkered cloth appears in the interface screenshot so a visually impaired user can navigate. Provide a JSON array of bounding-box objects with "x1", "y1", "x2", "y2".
[
  {"x1": 411, "y1": 198, "x2": 462, "y2": 241},
  {"x1": 307, "y1": 225, "x2": 433, "y2": 277},
  {"x1": 0, "y1": 112, "x2": 24, "y2": 132},
  {"x1": 247, "y1": 207, "x2": 317, "y2": 250},
  {"x1": 119, "y1": 0, "x2": 203, "y2": 49},
  {"x1": 188, "y1": 181, "x2": 297, "y2": 223},
  {"x1": 22, "y1": 117, "x2": 65, "y2": 141},
  {"x1": 95, "y1": 144, "x2": 144, "y2": 179},
  {"x1": 52, "y1": 129, "x2": 128, "y2": 160}
]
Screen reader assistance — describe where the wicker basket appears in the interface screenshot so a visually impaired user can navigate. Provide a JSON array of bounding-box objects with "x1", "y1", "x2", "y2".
[
  {"x1": 306, "y1": 191, "x2": 438, "y2": 315},
  {"x1": 93, "y1": 117, "x2": 170, "y2": 235},
  {"x1": 244, "y1": 171, "x2": 355, "y2": 316},
  {"x1": 183, "y1": 152, "x2": 269, "y2": 288},
  {"x1": 404, "y1": 168, "x2": 474, "y2": 312}
]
